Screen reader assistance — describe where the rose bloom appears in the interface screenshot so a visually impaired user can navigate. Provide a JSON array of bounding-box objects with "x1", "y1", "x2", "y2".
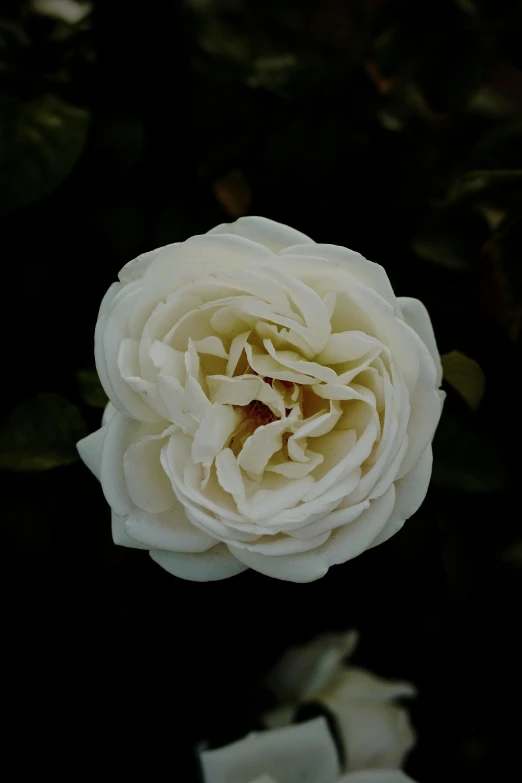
[
  {"x1": 77, "y1": 217, "x2": 444, "y2": 582},
  {"x1": 200, "y1": 717, "x2": 417, "y2": 783},
  {"x1": 265, "y1": 631, "x2": 416, "y2": 773}
]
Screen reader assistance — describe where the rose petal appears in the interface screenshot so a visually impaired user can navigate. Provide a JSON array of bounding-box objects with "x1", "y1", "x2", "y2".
[
  {"x1": 337, "y1": 772, "x2": 416, "y2": 783},
  {"x1": 237, "y1": 417, "x2": 293, "y2": 474},
  {"x1": 192, "y1": 404, "x2": 243, "y2": 465},
  {"x1": 124, "y1": 505, "x2": 215, "y2": 552},
  {"x1": 123, "y1": 427, "x2": 177, "y2": 513},
  {"x1": 200, "y1": 717, "x2": 339, "y2": 783},
  {"x1": 100, "y1": 413, "x2": 147, "y2": 517},
  {"x1": 228, "y1": 489, "x2": 394, "y2": 582},
  {"x1": 396, "y1": 390, "x2": 442, "y2": 480},
  {"x1": 207, "y1": 215, "x2": 314, "y2": 253},
  {"x1": 317, "y1": 331, "x2": 381, "y2": 365},
  {"x1": 398, "y1": 296, "x2": 442, "y2": 386},
  {"x1": 267, "y1": 630, "x2": 359, "y2": 702},
  {"x1": 150, "y1": 543, "x2": 248, "y2": 581},
  {"x1": 370, "y1": 445, "x2": 433, "y2": 549},
  {"x1": 111, "y1": 512, "x2": 148, "y2": 549},
  {"x1": 77, "y1": 426, "x2": 106, "y2": 480},
  {"x1": 279, "y1": 243, "x2": 398, "y2": 307}
]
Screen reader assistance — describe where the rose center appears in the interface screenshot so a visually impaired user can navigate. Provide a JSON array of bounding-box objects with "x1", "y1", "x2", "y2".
[{"x1": 243, "y1": 400, "x2": 278, "y2": 426}]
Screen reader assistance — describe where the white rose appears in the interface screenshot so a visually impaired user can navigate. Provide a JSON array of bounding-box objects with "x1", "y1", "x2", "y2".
[
  {"x1": 200, "y1": 717, "x2": 417, "y2": 783},
  {"x1": 32, "y1": 0, "x2": 92, "y2": 24},
  {"x1": 77, "y1": 216, "x2": 444, "y2": 582},
  {"x1": 265, "y1": 631, "x2": 416, "y2": 773}
]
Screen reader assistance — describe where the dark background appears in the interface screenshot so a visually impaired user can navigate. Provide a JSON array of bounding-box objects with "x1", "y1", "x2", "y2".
[{"x1": 1, "y1": 0, "x2": 522, "y2": 779}]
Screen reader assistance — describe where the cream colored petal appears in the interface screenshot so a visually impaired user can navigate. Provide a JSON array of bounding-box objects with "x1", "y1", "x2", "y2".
[
  {"x1": 237, "y1": 417, "x2": 293, "y2": 474},
  {"x1": 229, "y1": 489, "x2": 394, "y2": 582},
  {"x1": 267, "y1": 630, "x2": 359, "y2": 702},
  {"x1": 102, "y1": 402, "x2": 118, "y2": 426},
  {"x1": 149, "y1": 340, "x2": 186, "y2": 379},
  {"x1": 312, "y1": 383, "x2": 376, "y2": 403},
  {"x1": 255, "y1": 320, "x2": 317, "y2": 359},
  {"x1": 100, "y1": 412, "x2": 151, "y2": 517},
  {"x1": 337, "y1": 772, "x2": 417, "y2": 783},
  {"x1": 316, "y1": 331, "x2": 381, "y2": 365},
  {"x1": 317, "y1": 667, "x2": 416, "y2": 705},
  {"x1": 123, "y1": 427, "x2": 177, "y2": 513},
  {"x1": 264, "y1": 340, "x2": 337, "y2": 384},
  {"x1": 226, "y1": 331, "x2": 251, "y2": 376},
  {"x1": 266, "y1": 450, "x2": 324, "y2": 478},
  {"x1": 303, "y1": 421, "x2": 377, "y2": 502},
  {"x1": 156, "y1": 372, "x2": 211, "y2": 433},
  {"x1": 242, "y1": 476, "x2": 315, "y2": 521},
  {"x1": 118, "y1": 245, "x2": 166, "y2": 283},
  {"x1": 279, "y1": 243, "x2": 398, "y2": 310},
  {"x1": 396, "y1": 390, "x2": 442, "y2": 480},
  {"x1": 288, "y1": 498, "x2": 368, "y2": 539},
  {"x1": 192, "y1": 404, "x2": 243, "y2": 465},
  {"x1": 77, "y1": 426, "x2": 106, "y2": 480},
  {"x1": 255, "y1": 266, "x2": 332, "y2": 352},
  {"x1": 162, "y1": 434, "x2": 245, "y2": 523},
  {"x1": 150, "y1": 543, "x2": 247, "y2": 581},
  {"x1": 207, "y1": 215, "x2": 314, "y2": 252},
  {"x1": 215, "y1": 448, "x2": 246, "y2": 501},
  {"x1": 124, "y1": 505, "x2": 215, "y2": 552},
  {"x1": 99, "y1": 288, "x2": 164, "y2": 422},
  {"x1": 321, "y1": 695, "x2": 416, "y2": 773},
  {"x1": 229, "y1": 530, "x2": 331, "y2": 555},
  {"x1": 290, "y1": 401, "x2": 342, "y2": 443},
  {"x1": 208, "y1": 374, "x2": 284, "y2": 416},
  {"x1": 145, "y1": 232, "x2": 274, "y2": 279},
  {"x1": 111, "y1": 512, "x2": 148, "y2": 549},
  {"x1": 245, "y1": 344, "x2": 317, "y2": 384},
  {"x1": 94, "y1": 282, "x2": 123, "y2": 405},
  {"x1": 370, "y1": 445, "x2": 432, "y2": 549},
  {"x1": 398, "y1": 296, "x2": 442, "y2": 386},
  {"x1": 326, "y1": 487, "x2": 395, "y2": 567},
  {"x1": 200, "y1": 717, "x2": 339, "y2": 783}
]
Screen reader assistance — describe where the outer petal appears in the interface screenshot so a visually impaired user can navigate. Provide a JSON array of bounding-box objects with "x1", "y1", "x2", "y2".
[
  {"x1": 112, "y1": 513, "x2": 148, "y2": 550},
  {"x1": 207, "y1": 216, "x2": 314, "y2": 253},
  {"x1": 316, "y1": 668, "x2": 415, "y2": 709},
  {"x1": 268, "y1": 631, "x2": 359, "y2": 702},
  {"x1": 227, "y1": 489, "x2": 395, "y2": 583},
  {"x1": 370, "y1": 446, "x2": 432, "y2": 549},
  {"x1": 337, "y1": 772, "x2": 417, "y2": 783},
  {"x1": 99, "y1": 412, "x2": 150, "y2": 517},
  {"x1": 150, "y1": 543, "x2": 248, "y2": 581},
  {"x1": 102, "y1": 402, "x2": 118, "y2": 426},
  {"x1": 124, "y1": 504, "x2": 216, "y2": 553},
  {"x1": 200, "y1": 718, "x2": 339, "y2": 783},
  {"x1": 396, "y1": 390, "x2": 441, "y2": 480},
  {"x1": 77, "y1": 426, "x2": 106, "y2": 480},
  {"x1": 278, "y1": 244, "x2": 398, "y2": 311},
  {"x1": 327, "y1": 701, "x2": 416, "y2": 773},
  {"x1": 398, "y1": 297, "x2": 442, "y2": 387}
]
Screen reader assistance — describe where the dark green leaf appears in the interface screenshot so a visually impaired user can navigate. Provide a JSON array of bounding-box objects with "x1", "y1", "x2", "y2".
[
  {"x1": 76, "y1": 369, "x2": 108, "y2": 409},
  {"x1": 0, "y1": 393, "x2": 86, "y2": 471},
  {"x1": 0, "y1": 93, "x2": 89, "y2": 214},
  {"x1": 441, "y1": 350, "x2": 485, "y2": 411}
]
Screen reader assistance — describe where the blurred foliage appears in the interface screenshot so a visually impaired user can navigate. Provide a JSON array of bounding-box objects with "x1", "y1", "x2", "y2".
[
  {"x1": 2, "y1": 0, "x2": 522, "y2": 781},
  {"x1": 76, "y1": 368, "x2": 108, "y2": 408},
  {"x1": 441, "y1": 350, "x2": 485, "y2": 410},
  {"x1": 0, "y1": 393, "x2": 86, "y2": 470}
]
